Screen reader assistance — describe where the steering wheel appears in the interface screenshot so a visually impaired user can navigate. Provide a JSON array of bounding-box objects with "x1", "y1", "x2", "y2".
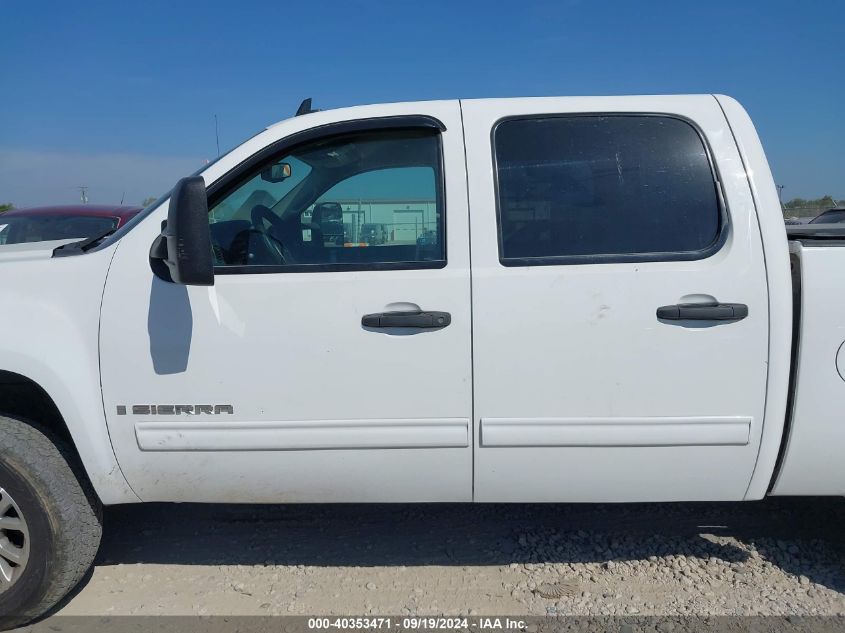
[
  {"x1": 228, "y1": 227, "x2": 288, "y2": 266},
  {"x1": 255, "y1": 229, "x2": 288, "y2": 264},
  {"x1": 245, "y1": 204, "x2": 290, "y2": 265},
  {"x1": 251, "y1": 204, "x2": 285, "y2": 234}
]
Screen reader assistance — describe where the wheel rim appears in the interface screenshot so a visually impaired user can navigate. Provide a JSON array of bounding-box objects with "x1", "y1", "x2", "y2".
[{"x1": 0, "y1": 487, "x2": 29, "y2": 591}]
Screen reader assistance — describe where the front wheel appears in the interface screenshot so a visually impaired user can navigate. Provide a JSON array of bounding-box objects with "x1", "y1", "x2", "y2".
[{"x1": 0, "y1": 416, "x2": 102, "y2": 627}]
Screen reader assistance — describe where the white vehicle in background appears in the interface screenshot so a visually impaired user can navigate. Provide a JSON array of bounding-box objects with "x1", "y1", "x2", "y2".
[{"x1": 0, "y1": 94, "x2": 843, "y2": 625}]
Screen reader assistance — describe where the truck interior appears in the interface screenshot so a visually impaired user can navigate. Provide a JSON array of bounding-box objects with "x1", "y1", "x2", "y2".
[{"x1": 207, "y1": 129, "x2": 444, "y2": 269}]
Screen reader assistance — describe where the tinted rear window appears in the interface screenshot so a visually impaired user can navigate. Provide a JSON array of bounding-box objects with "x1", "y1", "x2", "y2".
[{"x1": 494, "y1": 115, "x2": 722, "y2": 263}]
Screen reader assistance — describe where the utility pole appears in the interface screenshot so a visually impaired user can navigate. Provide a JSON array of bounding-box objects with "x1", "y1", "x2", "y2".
[
  {"x1": 78, "y1": 186, "x2": 89, "y2": 204},
  {"x1": 214, "y1": 114, "x2": 220, "y2": 157},
  {"x1": 776, "y1": 184, "x2": 785, "y2": 205}
]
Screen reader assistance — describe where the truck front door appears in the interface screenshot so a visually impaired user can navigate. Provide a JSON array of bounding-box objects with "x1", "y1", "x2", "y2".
[{"x1": 100, "y1": 104, "x2": 473, "y2": 502}]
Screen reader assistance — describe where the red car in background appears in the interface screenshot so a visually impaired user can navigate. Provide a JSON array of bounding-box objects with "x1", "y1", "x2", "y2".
[{"x1": 0, "y1": 204, "x2": 142, "y2": 245}]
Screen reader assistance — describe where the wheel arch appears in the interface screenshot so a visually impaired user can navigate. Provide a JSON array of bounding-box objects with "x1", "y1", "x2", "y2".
[{"x1": 0, "y1": 367, "x2": 139, "y2": 505}]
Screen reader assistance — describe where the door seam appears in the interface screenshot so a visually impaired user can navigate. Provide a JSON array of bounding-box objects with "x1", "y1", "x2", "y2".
[
  {"x1": 713, "y1": 95, "x2": 773, "y2": 500},
  {"x1": 458, "y1": 99, "x2": 477, "y2": 502}
]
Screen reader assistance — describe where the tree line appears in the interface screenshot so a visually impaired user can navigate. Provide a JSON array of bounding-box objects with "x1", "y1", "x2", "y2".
[{"x1": 1, "y1": 197, "x2": 841, "y2": 218}]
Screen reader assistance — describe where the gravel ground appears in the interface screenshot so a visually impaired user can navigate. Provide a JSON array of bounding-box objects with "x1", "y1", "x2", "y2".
[{"x1": 54, "y1": 497, "x2": 844, "y2": 617}]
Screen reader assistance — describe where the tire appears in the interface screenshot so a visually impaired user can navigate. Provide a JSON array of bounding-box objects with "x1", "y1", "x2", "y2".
[{"x1": 0, "y1": 415, "x2": 102, "y2": 627}]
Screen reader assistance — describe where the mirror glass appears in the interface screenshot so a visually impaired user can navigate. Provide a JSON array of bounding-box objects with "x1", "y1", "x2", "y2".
[{"x1": 260, "y1": 162, "x2": 292, "y2": 183}]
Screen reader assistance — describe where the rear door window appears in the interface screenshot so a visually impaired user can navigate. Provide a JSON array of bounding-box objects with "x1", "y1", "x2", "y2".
[{"x1": 493, "y1": 115, "x2": 723, "y2": 264}]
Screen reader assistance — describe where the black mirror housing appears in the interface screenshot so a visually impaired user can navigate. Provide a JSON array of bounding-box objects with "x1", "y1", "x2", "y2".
[{"x1": 150, "y1": 176, "x2": 214, "y2": 286}]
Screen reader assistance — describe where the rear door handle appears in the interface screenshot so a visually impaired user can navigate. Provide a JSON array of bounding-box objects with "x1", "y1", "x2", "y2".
[
  {"x1": 362, "y1": 310, "x2": 451, "y2": 329},
  {"x1": 657, "y1": 303, "x2": 748, "y2": 321}
]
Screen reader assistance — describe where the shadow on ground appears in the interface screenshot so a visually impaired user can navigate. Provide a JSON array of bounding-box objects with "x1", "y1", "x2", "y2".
[{"x1": 94, "y1": 497, "x2": 844, "y2": 593}]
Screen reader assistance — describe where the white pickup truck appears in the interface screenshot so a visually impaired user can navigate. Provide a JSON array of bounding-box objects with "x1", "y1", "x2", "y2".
[{"x1": 0, "y1": 95, "x2": 842, "y2": 622}]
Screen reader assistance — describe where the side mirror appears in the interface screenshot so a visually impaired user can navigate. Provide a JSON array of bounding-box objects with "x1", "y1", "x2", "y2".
[
  {"x1": 149, "y1": 176, "x2": 214, "y2": 285},
  {"x1": 260, "y1": 162, "x2": 291, "y2": 183}
]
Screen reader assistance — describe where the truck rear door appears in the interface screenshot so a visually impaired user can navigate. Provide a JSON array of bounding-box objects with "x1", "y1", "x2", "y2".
[{"x1": 462, "y1": 96, "x2": 770, "y2": 501}]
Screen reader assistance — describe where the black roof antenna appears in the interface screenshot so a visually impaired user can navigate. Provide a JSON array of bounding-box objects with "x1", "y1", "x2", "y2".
[{"x1": 295, "y1": 98, "x2": 317, "y2": 116}]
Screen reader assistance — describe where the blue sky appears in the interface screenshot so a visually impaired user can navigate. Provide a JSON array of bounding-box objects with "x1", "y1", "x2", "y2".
[{"x1": 1, "y1": 0, "x2": 842, "y2": 206}]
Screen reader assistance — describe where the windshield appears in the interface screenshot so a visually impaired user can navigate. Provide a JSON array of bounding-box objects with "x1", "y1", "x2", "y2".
[
  {"x1": 0, "y1": 215, "x2": 119, "y2": 245},
  {"x1": 210, "y1": 157, "x2": 312, "y2": 222}
]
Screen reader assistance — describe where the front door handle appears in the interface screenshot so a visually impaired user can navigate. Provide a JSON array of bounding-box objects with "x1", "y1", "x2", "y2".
[
  {"x1": 362, "y1": 310, "x2": 451, "y2": 329},
  {"x1": 657, "y1": 303, "x2": 748, "y2": 321}
]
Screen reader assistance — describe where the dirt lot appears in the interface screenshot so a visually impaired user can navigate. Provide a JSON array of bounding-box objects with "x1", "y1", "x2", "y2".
[{"x1": 54, "y1": 497, "x2": 844, "y2": 617}]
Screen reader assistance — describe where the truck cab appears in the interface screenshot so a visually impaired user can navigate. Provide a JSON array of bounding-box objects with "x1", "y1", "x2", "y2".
[{"x1": 97, "y1": 96, "x2": 790, "y2": 504}]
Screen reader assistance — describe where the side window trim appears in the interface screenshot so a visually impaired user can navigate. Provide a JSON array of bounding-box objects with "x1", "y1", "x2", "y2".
[
  {"x1": 207, "y1": 115, "x2": 448, "y2": 275},
  {"x1": 490, "y1": 112, "x2": 730, "y2": 267},
  {"x1": 206, "y1": 115, "x2": 446, "y2": 201},
  {"x1": 214, "y1": 260, "x2": 447, "y2": 275}
]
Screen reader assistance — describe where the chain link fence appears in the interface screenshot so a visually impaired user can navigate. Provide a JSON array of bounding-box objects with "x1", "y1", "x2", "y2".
[{"x1": 782, "y1": 206, "x2": 837, "y2": 224}]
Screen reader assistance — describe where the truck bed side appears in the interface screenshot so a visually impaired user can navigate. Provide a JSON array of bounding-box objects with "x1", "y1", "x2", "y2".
[{"x1": 771, "y1": 239, "x2": 845, "y2": 495}]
